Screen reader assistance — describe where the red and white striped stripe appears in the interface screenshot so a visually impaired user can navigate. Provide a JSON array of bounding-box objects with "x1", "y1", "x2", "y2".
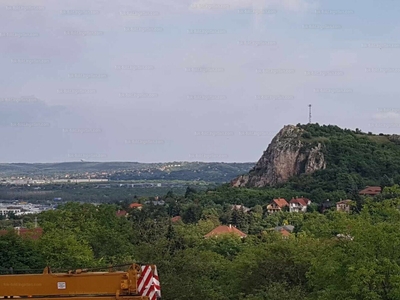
[{"x1": 137, "y1": 265, "x2": 161, "y2": 300}]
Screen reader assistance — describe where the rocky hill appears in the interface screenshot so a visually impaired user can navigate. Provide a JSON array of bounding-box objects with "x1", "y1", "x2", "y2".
[
  {"x1": 231, "y1": 125, "x2": 326, "y2": 187},
  {"x1": 232, "y1": 123, "x2": 400, "y2": 191}
]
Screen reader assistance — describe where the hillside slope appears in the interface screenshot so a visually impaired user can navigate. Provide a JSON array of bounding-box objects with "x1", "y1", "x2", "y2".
[
  {"x1": 0, "y1": 162, "x2": 254, "y2": 184},
  {"x1": 232, "y1": 123, "x2": 400, "y2": 192}
]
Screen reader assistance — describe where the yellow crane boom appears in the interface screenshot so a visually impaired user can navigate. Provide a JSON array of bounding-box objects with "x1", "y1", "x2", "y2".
[{"x1": 0, "y1": 264, "x2": 160, "y2": 300}]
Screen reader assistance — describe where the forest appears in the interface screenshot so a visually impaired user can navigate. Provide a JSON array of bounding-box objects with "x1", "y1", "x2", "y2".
[
  {"x1": 261, "y1": 124, "x2": 400, "y2": 195},
  {"x1": 2, "y1": 184, "x2": 400, "y2": 300}
]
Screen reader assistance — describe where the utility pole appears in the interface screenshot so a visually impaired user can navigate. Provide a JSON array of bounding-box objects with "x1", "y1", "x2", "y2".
[
  {"x1": 34, "y1": 217, "x2": 37, "y2": 228},
  {"x1": 308, "y1": 104, "x2": 312, "y2": 124}
]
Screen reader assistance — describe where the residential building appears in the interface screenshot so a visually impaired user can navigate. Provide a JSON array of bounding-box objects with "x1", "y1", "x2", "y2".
[
  {"x1": 278, "y1": 228, "x2": 291, "y2": 238},
  {"x1": 274, "y1": 225, "x2": 294, "y2": 233},
  {"x1": 267, "y1": 198, "x2": 289, "y2": 214},
  {"x1": 289, "y1": 197, "x2": 311, "y2": 213},
  {"x1": 336, "y1": 200, "x2": 353, "y2": 213},
  {"x1": 231, "y1": 205, "x2": 250, "y2": 213},
  {"x1": 0, "y1": 203, "x2": 53, "y2": 216},
  {"x1": 144, "y1": 200, "x2": 165, "y2": 205},
  {"x1": 0, "y1": 207, "x2": 21, "y2": 216},
  {"x1": 204, "y1": 224, "x2": 247, "y2": 238},
  {"x1": 267, "y1": 225, "x2": 294, "y2": 239},
  {"x1": 359, "y1": 186, "x2": 381, "y2": 196},
  {"x1": 129, "y1": 203, "x2": 143, "y2": 210}
]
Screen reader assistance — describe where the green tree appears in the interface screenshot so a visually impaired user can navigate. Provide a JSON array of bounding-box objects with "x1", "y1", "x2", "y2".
[
  {"x1": 38, "y1": 230, "x2": 96, "y2": 269},
  {"x1": 182, "y1": 204, "x2": 202, "y2": 224},
  {"x1": 184, "y1": 186, "x2": 197, "y2": 198},
  {"x1": 231, "y1": 208, "x2": 249, "y2": 233},
  {"x1": 0, "y1": 231, "x2": 44, "y2": 271},
  {"x1": 381, "y1": 174, "x2": 394, "y2": 190}
]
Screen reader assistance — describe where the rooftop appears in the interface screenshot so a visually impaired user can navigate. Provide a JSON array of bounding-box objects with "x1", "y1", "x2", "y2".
[
  {"x1": 359, "y1": 186, "x2": 381, "y2": 195},
  {"x1": 204, "y1": 225, "x2": 247, "y2": 238},
  {"x1": 129, "y1": 203, "x2": 143, "y2": 208},
  {"x1": 272, "y1": 198, "x2": 289, "y2": 208}
]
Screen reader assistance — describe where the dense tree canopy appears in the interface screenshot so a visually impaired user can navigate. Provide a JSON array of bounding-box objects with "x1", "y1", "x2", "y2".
[
  {"x1": 1, "y1": 196, "x2": 400, "y2": 299},
  {"x1": 287, "y1": 124, "x2": 400, "y2": 194}
]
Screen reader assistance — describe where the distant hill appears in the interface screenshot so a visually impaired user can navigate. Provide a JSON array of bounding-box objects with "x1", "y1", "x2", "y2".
[
  {"x1": 109, "y1": 162, "x2": 255, "y2": 183},
  {"x1": 232, "y1": 123, "x2": 400, "y2": 192},
  {"x1": 0, "y1": 162, "x2": 254, "y2": 184}
]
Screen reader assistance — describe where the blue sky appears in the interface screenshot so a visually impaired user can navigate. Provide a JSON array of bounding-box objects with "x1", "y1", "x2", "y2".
[{"x1": 1, "y1": 0, "x2": 400, "y2": 163}]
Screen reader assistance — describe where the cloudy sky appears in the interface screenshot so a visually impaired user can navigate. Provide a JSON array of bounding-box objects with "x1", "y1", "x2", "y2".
[{"x1": 1, "y1": 0, "x2": 400, "y2": 163}]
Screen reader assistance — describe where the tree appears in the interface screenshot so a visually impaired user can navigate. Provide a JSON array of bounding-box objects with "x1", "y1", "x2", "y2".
[
  {"x1": 38, "y1": 230, "x2": 96, "y2": 269},
  {"x1": 309, "y1": 219, "x2": 400, "y2": 299},
  {"x1": 165, "y1": 190, "x2": 175, "y2": 199},
  {"x1": 251, "y1": 205, "x2": 263, "y2": 215},
  {"x1": 231, "y1": 208, "x2": 249, "y2": 233},
  {"x1": 381, "y1": 174, "x2": 394, "y2": 190},
  {"x1": 184, "y1": 186, "x2": 197, "y2": 198},
  {"x1": 87, "y1": 227, "x2": 134, "y2": 264},
  {"x1": 383, "y1": 184, "x2": 400, "y2": 198},
  {"x1": 182, "y1": 204, "x2": 202, "y2": 224},
  {"x1": 0, "y1": 231, "x2": 44, "y2": 271}
]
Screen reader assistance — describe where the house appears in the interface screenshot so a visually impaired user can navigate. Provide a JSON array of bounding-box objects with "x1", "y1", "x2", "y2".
[
  {"x1": 278, "y1": 228, "x2": 291, "y2": 238},
  {"x1": 204, "y1": 224, "x2": 247, "y2": 238},
  {"x1": 359, "y1": 186, "x2": 381, "y2": 196},
  {"x1": 267, "y1": 225, "x2": 294, "y2": 239},
  {"x1": 144, "y1": 200, "x2": 165, "y2": 206},
  {"x1": 267, "y1": 198, "x2": 288, "y2": 214},
  {"x1": 231, "y1": 205, "x2": 250, "y2": 213},
  {"x1": 289, "y1": 197, "x2": 311, "y2": 213},
  {"x1": 129, "y1": 203, "x2": 143, "y2": 210},
  {"x1": 319, "y1": 199, "x2": 335, "y2": 213},
  {"x1": 274, "y1": 225, "x2": 294, "y2": 233},
  {"x1": 116, "y1": 210, "x2": 128, "y2": 217},
  {"x1": 336, "y1": 200, "x2": 353, "y2": 213}
]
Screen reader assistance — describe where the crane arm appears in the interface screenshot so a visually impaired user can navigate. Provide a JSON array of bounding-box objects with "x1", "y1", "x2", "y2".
[{"x1": 0, "y1": 264, "x2": 160, "y2": 300}]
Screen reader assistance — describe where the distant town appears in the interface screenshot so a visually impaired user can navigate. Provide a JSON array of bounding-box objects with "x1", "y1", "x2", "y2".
[{"x1": 0, "y1": 201, "x2": 55, "y2": 217}]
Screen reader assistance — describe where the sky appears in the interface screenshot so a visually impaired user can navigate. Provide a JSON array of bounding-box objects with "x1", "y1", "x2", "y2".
[{"x1": 1, "y1": 0, "x2": 400, "y2": 163}]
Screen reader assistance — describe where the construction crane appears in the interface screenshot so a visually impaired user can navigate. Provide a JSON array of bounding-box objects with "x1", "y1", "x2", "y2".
[{"x1": 0, "y1": 264, "x2": 160, "y2": 300}]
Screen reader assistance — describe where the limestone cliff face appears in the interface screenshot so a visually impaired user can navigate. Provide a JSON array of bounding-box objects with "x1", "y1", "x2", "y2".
[{"x1": 231, "y1": 125, "x2": 326, "y2": 187}]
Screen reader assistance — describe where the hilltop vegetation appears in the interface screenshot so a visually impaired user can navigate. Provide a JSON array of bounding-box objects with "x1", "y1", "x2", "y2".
[{"x1": 275, "y1": 123, "x2": 400, "y2": 193}]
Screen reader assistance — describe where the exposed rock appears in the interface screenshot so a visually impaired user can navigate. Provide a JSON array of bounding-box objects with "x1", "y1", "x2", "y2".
[{"x1": 231, "y1": 125, "x2": 326, "y2": 187}]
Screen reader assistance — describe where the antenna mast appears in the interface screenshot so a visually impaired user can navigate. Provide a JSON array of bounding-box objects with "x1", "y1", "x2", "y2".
[{"x1": 308, "y1": 104, "x2": 312, "y2": 123}]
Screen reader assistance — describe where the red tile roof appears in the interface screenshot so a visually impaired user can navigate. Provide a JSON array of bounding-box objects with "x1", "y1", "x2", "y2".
[
  {"x1": 116, "y1": 210, "x2": 127, "y2": 217},
  {"x1": 129, "y1": 203, "x2": 143, "y2": 208},
  {"x1": 204, "y1": 225, "x2": 247, "y2": 238},
  {"x1": 273, "y1": 198, "x2": 289, "y2": 208},
  {"x1": 359, "y1": 186, "x2": 381, "y2": 196},
  {"x1": 279, "y1": 229, "x2": 291, "y2": 237},
  {"x1": 171, "y1": 216, "x2": 182, "y2": 223},
  {"x1": 289, "y1": 198, "x2": 310, "y2": 206},
  {"x1": 0, "y1": 228, "x2": 43, "y2": 240}
]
